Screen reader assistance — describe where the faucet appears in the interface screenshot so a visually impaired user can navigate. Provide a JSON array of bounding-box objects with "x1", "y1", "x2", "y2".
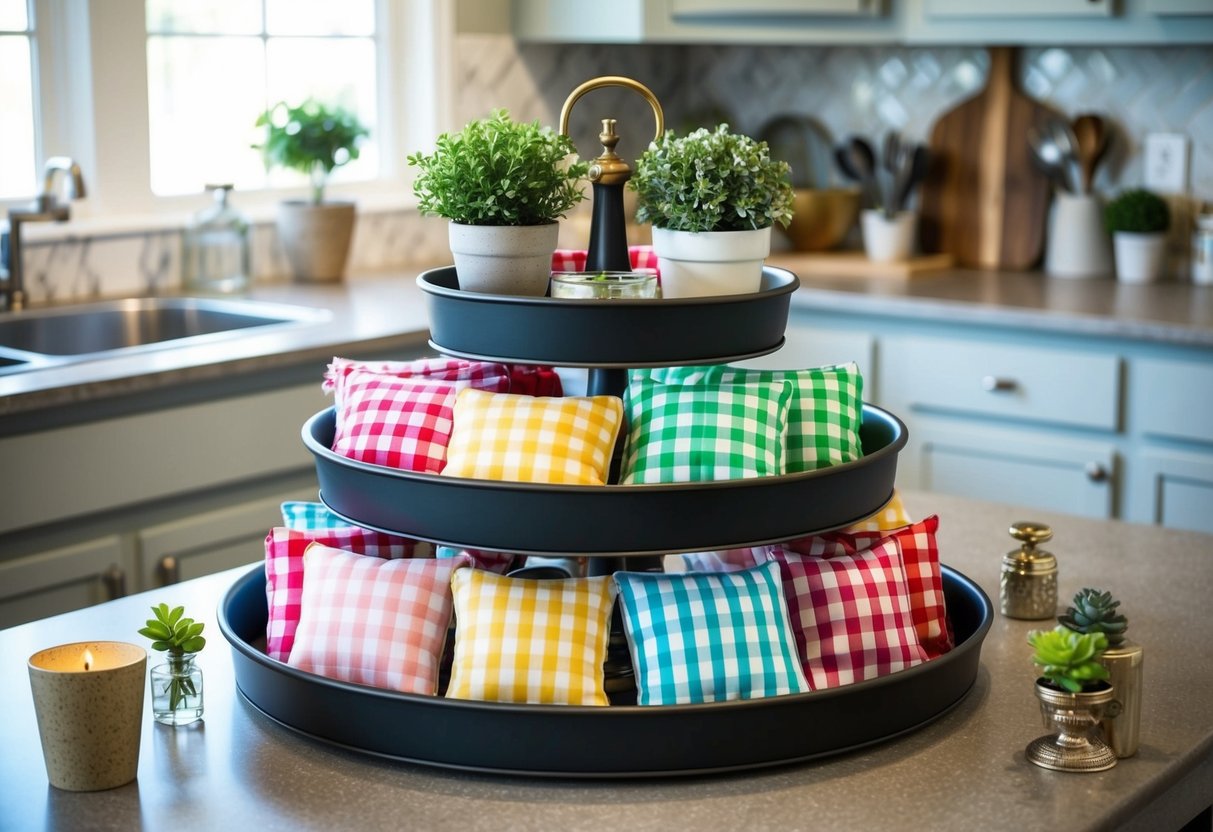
[{"x1": 2, "y1": 157, "x2": 87, "y2": 311}]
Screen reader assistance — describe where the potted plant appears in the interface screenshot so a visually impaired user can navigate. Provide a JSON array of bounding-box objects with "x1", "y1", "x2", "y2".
[
  {"x1": 1059, "y1": 588, "x2": 1141, "y2": 758},
  {"x1": 1104, "y1": 188, "x2": 1170, "y2": 283},
  {"x1": 254, "y1": 99, "x2": 369, "y2": 282},
  {"x1": 408, "y1": 109, "x2": 589, "y2": 296},
  {"x1": 138, "y1": 602, "x2": 206, "y2": 726},
  {"x1": 630, "y1": 124, "x2": 794, "y2": 298},
  {"x1": 1024, "y1": 625, "x2": 1117, "y2": 771}
]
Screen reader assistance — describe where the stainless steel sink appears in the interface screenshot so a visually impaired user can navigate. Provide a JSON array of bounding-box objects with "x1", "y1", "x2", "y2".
[{"x1": 0, "y1": 297, "x2": 330, "y2": 374}]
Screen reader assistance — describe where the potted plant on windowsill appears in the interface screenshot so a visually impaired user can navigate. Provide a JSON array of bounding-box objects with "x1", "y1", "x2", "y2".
[
  {"x1": 1024, "y1": 625, "x2": 1116, "y2": 772},
  {"x1": 254, "y1": 99, "x2": 369, "y2": 282},
  {"x1": 1104, "y1": 188, "x2": 1170, "y2": 283},
  {"x1": 408, "y1": 109, "x2": 589, "y2": 296},
  {"x1": 629, "y1": 124, "x2": 794, "y2": 298}
]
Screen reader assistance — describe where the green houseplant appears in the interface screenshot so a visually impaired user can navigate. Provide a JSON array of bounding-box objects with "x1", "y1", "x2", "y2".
[
  {"x1": 1104, "y1": 188, "x2": 1170, "y2": 283},
  {"x1": 1024, "y1": 625, "x2": 1116, "y2": 771},
  {"x1": 408, "y1": 109, "x2": 588, "y2": 295},
  {"x1": 139, "y1": 603, "x2": 207, "y2": 726},
  {"x1": 630, "y1": 124, "x2": 794, "y2": 298},
  {"x1": 254, "y1": 99, "x2": 369, "y2": 282}
]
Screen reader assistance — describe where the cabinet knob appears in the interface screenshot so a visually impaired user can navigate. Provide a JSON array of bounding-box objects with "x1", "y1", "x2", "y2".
[
  {"x1": 1085, "y1": 462, "x2": 1109, "y2": 482},
  {"x1": 982, "y1": 375, "x2": 1018, "y2": 392},
  {"x1": 159, "y1": 555, "x2": 181, "y2": 585},
  {"x1": 102, "y1": 564, "x2": 127, "y2": 600}
]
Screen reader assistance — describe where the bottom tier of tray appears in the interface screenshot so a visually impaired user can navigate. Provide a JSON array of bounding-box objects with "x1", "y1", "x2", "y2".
[{"x1": 219, "y1": 564, "x2": 992, "y2": 778}]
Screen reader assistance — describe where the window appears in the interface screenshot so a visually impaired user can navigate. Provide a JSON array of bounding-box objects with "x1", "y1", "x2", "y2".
[{"x1": 0, "y1": 0, "x2": 36, "y2": 199}]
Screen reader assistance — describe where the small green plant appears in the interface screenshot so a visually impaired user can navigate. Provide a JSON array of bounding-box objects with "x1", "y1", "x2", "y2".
[
  {"x1": 139, "y1": 603, "x2": 206, "y2": 711},
  {"x1": 1104, "y1": 188, "x2": 1170, "y2": 234},
  {"x1": 630, "y1": 124, "x2": 795, "y2": 233},
  {"x1": 253, "y1": 99, "x2": 369, "y2": 205},
  {"x1": 408, "y1": 109, "x2": 589, "y2": 226},
  {"x1": 1058, "y1": 588, "x2": 1127, "y2": 648},
  {"x1": 1028, "y1": 625, "x2": 1110, "y2": 693}
]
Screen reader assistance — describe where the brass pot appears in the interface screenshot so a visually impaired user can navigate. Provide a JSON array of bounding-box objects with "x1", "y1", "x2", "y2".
[
  {"x1": 782, "y1": 187, "x2": 861, "y2": 252},
  {"x1": 1026, "y1": 679, "x2": 1117, "y2": 772}
]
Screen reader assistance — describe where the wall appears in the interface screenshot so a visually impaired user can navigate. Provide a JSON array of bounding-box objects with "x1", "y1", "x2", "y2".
[{"x1": 16, "y1": 40, "x2": 1212, "y2": 302}]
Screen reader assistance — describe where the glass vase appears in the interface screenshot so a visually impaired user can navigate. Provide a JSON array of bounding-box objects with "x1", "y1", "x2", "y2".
[{"x1": 151, "y1": 653, "x2": 204, "y2": 726}]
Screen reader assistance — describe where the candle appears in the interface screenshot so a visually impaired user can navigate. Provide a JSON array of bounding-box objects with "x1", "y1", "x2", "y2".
[{"x1": 27, "y1": 641, "x2": 147, "y2": 791}]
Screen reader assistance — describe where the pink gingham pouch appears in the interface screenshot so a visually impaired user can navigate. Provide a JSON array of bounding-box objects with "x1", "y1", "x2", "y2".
[{"x1": 330, "y1": 371, "x2": 462, "y2": 473}]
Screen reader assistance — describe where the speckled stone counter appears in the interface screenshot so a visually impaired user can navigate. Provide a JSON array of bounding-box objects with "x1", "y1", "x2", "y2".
[{"x1": 2, "y1": 491, "x2": 1210, "y2": 832}]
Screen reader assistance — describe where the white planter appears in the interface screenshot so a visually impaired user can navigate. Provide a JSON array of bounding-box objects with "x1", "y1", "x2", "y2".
[
  {"x1": 277, "y1": 201, "x2": 356, "y2": 283},
  {"x1": 449, "y1": 222, "x2": 559, "y2": 296},
  {"x1": 1045, "y1": 194, "x2": 1113, "y2": 279},
  {"x1": 651, "y1": 226, "x2": 771, "y2": 298},
  {"x1": 861, "y1": 210, "x2": 916, "y2": 263},
  {"x1": 1112, "y1": 232, "x2": 1167, "y2": 284}
]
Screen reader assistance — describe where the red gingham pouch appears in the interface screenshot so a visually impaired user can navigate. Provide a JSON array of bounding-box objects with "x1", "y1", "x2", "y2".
[
  {"x1": 769, "y1": 537, "x2": 928, "y2": 690},
  {"x1": 331, "y1": 371, "x2": 462, "y2": 473},
  {"x1": 551, "y1": 245, "x2": 660, "y2": 276},
  {"x1": 265, "y1": 526, "x2": 418, "y2": 662},
  {"x1": 780, "y1": 515, "x2": 952, "y2": 658},
  {"x1": 323, "y1": 356, "x2": 512, "y2": 397}
]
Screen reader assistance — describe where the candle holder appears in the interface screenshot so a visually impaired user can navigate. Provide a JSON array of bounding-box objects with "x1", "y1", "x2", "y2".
[{"x1": 27, "y1": 641, "x2": 147, "y2": 791}]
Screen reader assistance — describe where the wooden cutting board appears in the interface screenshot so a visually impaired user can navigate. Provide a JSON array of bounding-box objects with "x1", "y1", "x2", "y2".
[{"x1": 919, "y1": 47, "x2": 1056, "y2": 271}]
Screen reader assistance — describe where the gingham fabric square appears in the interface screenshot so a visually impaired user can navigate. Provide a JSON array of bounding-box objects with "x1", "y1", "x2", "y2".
[
  {"x1": 620, "y1": 378, "x2": 793, "y2": 484},
  {"x1": 680, "y1": 546, "x2": 773, "y2": 573},
  {"x1": 635, "y1": 362, "x2": 863, "y2": 473},
  {"x1": 287, "y1": 544, "x2": 470, "y2": 694},
  {"x1": 779, "y1": 515, "x2": 952, "y2": 658},
  {"x1": 770, "y1": 537, "x2": 929, "y2": 689},
  {"x1": 436, "y1": 545, "x2": 518, "y2": 574},
  {"x1": 442, "y1": 389, "x2": 623, "y2": 485},
  {"x1": 265, "y1": 526, "x2": 418, "y2": 662},
  {"x1": 445, "y1": 569, "x2": 617, "y2": 706},
  {"x1": 323, "y1": 356, "x2": 512, "y2": 397},
  {"x1": 551, "y1": 245, "x2": 660, "y2": 275},
  {"x1": 614, "y1": 560, "x2": 810, "y2": 706},
  {"x1": 844, "y1": 490, "x2": 911, "y2": 532},
  {"x1": 280, "y1": 500, "x2": 353, "y2": 531},
  {"x1": 504, "y1": 364, "x2": 564, "y2": 397},
  {"x1": 331, "y1": 371, "x2": 460, "y2": 473}
]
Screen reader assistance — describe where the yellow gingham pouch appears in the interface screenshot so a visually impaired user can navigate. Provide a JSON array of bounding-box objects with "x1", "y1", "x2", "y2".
[
  {"x1": 445, "y1": 569, "x2": 617, "y2": 706},
  {"x1": 845, "y1": 490, "x2": 911, "y2": 532},
  {"x1": 441, "y1": 389, "x2": 623, "y2": 485}
]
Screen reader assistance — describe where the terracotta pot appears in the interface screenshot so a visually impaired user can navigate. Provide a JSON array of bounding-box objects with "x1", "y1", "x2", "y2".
[
  {"x1": 651, "y1": 226, "x2": 771, "y2": 299},
  {"x1": 276, "y1": 201, "x2": 356, "y2": 283},
  {"x1": 449, "y1": 222, "x2": 559, "y2": 296}
]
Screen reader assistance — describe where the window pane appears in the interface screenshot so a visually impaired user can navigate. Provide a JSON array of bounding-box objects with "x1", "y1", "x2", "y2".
[
  {"x1": 265, "y1": 38, "x2": 378, "y2": 186},
  {"x1": 266, "y1": 0, "x2": 373, "y2": 36},
  {"x1": 0, "y1": 35, "x2": 36, "y2": 198},
  {"x1": 146, "y1": 35, "x2": 268, "y2": 195},
  {"x1": 146, "y1": 0, "x2": 260, "y2": 35},
  {"x1": 0, "y1": 0, "x2": 28, "y2": 31}
]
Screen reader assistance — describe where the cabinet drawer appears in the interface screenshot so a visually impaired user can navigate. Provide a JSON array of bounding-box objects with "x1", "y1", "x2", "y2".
[
  {"x1": 1133, "y1": 358, "x2": 1213, "y2": 445},
  {"x1": 891, "y1": 337, "x2": 1120, "y2": 431}
]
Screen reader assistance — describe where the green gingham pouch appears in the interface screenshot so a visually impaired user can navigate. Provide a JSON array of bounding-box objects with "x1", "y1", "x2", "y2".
[
  {"x1": 620, "y1": 377, "x2": 794, "y2": 484},
  {"x1": 635, "y1": 362, "x2": 864, "y2": 473}
]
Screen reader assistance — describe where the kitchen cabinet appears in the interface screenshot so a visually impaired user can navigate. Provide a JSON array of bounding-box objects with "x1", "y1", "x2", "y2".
[{"x1": 0, "y1": 536, "x2": 132, "y2": 630}]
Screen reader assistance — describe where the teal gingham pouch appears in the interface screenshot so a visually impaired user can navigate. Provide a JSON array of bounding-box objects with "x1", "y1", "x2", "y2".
[
  {"x1": 613, "y1": 560, "x2": 811, "y2": 705},
  {"x1": 634, "y1": 362, "x2": 864, "y2": 473},
  {"x1": 620, "y1": 377, "x2": 793, "y2": 484},
  {"x1": 280, "y1": 501, "x2": 354, "y2": 531}
]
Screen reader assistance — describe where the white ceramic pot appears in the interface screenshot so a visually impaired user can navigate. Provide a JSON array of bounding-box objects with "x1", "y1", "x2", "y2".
[
  {"x1": 276, "y1": 201, "x2": 356, "y2": 283},
  {"x1": 449, "y1": 222, "x2": 559, "y2": 296},
  {"x1": 651, "y1": 226, "x2": 771, "y2": 298},
  {"x1": 861, "y1": 210, "x2": 916, "y2": 263},
  {"x1": 1045, "y1": 194, "x2": 1113, "y2": 279},
  {"x1": 1112, "y1": 231, "x2": 1167, "y2": 284}
]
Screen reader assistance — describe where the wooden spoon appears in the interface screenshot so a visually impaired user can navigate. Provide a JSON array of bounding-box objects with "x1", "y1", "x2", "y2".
[{"x1": 1072, "y1": 114, "x2": 1109, "y2": 195}]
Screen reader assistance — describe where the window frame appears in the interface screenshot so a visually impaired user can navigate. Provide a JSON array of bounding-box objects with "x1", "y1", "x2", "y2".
[{"x1": 3, "y1": 0, "x2": 451, "y2": 229}]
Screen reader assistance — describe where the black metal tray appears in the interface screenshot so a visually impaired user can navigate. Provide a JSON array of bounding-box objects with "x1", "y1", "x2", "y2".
[
  {"x1": 219, "y1": 563, "x2": 991, "y2": 778},
  {"x1": 418, "y1": 265, "x2": 799, "y2": 367},
  {"x1": 302, "y1": 404, "x2": 907, "y2": 557}
]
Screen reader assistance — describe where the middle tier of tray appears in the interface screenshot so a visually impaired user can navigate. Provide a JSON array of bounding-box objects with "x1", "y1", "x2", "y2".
[{"x1": 303, "y1": 404, "x2": 906, "y2": 556}]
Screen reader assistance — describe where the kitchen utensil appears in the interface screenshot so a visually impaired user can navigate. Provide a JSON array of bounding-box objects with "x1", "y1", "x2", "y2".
[
  {"x1": 782, "y1": 187, "x2": 861, "y2": 251},
  {"x1": 893, "y1": 144, "x2": 929, "y2": 213},
  {"x1": 847, "y1": 136, "x2": 880, "y2": 209},
  {"x1": 1027, "y1": 124, "x2": 1073, "y2": 193},
  {"x1": 919, "y1": 46, "x2": 1057, "y2": 270},
  {"x1": 1047, "y1": 118, "x2": 1081, "y2": 193},
  {"x1": 1072, "y1": 113, "x2": 1110, "y2": 195}
]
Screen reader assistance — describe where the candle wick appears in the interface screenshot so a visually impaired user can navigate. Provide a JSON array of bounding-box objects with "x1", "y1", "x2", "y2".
[{"x1": 84, "y1": 660, "x2": 90, "y2": 671}]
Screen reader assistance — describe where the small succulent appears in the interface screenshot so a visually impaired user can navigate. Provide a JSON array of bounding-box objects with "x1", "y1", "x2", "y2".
[
  {"x1": 1058, "y1": 588, "x2": 1127, "y2": 648},
  {"x1": 139, "y1": 603, "x2": 206, "y2": 656},
  {"x1": 1028, "y1": 625, "x2": 1110, "y2": 693}
]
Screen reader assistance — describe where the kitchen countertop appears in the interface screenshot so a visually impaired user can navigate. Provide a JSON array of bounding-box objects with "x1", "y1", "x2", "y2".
[
  {"x1": 2, "y1": 264, "x2": 1211, "y2": 425},
  {"x1": 1, "y1": 490, "x2": 1211, "y2": 831}
]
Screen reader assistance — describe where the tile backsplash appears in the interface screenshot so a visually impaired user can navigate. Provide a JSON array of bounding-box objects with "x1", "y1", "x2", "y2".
[{"x1": 16, "y1": 40, "x2": 1213, "y2": 303}]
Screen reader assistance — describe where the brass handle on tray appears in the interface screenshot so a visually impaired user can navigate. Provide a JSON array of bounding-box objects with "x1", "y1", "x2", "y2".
[{"x1": 559, "y1": 76, "x2": 664, "y2": 186}]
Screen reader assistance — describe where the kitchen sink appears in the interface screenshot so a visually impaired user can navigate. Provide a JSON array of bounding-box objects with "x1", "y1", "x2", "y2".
[{"x1": 0, "y1": 297, "x2": 330, "y2": 374}]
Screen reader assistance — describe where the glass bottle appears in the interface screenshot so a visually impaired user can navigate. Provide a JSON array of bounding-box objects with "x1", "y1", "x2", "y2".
[
  {"x1": 182, "y1": 184, "x2": 250, "y2": 294},
  {"x1": 151, "y1": 652, "x2": 204, "y2": 726}
]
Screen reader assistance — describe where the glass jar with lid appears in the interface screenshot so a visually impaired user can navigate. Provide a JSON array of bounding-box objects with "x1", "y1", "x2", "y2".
[{"x1": 182, "y1": 184, "x2": 250, "y2": 294}]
